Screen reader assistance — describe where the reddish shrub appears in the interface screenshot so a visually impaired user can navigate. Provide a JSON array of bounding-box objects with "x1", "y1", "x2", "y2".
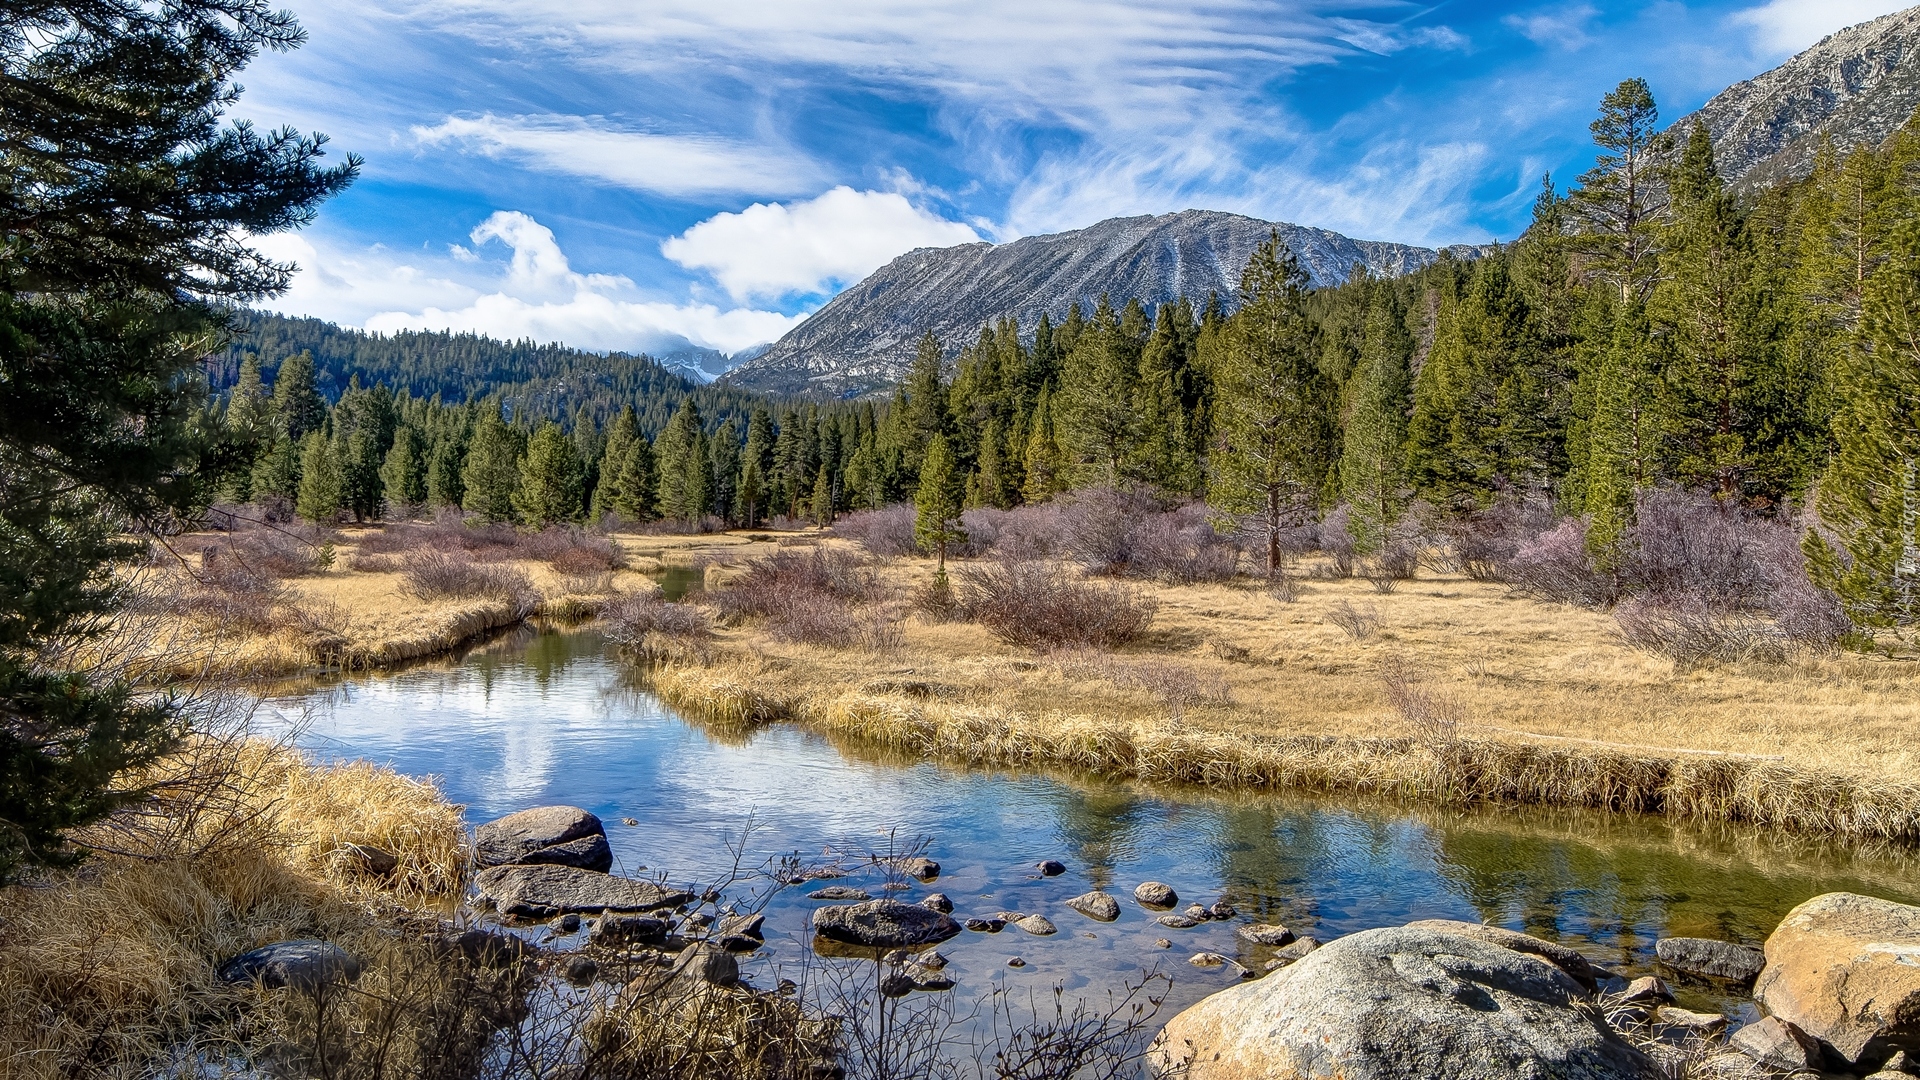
[
  {"x1": 953, "y1": 560, "x2": 1156, "y2": 650},
  {"x1": 400, "y1": 550, "x2": 536, "y2": 612},
  {"x1": 832, "y1": 505, "x2": 918, "y2": 557}
]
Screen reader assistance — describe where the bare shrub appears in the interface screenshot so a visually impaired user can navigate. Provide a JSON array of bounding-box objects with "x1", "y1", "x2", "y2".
[
  {"x1": 711, "y1": 548, "x2": 884, "y2": 648},
  {"x1": 858, "y1": 603, "x2": 905, "y2": 653},
  {"x1": 1318, "y1": 505, "x2": 1356, "y2": 577},
  {"x1": 562, "y1": 570, "x2": 617, "y2": 595},
  {"x1": 913, "y1": 571, "x2": 961, "y2": 622},
  {"x1": 1509, "y1": 517, "x2": 1615, "y2": 606},
  {"x1": 522, "y1": 525, "x2": 626, "y2": 572},
  {"x1": 1442, "y1": 495, "x2": 1558, "y2": 581},
  {"x1": 988, "y1": 502, "x2": 1069, "y2": 560},
  {"x1": 1126, "y1": 505, "x2": 1241, "y2": 583},
  {"x1": 399, "y1": 549, "x2": 537, "y2": 611},
  {"x1": 347, "y1": 550, "x2": 400, "y2": 572},
  {"x1": 953, "y1": 560, "x2": 1156, "y2": 650},
  {"x1": 1614, "y1": 597, "x2": 1789, "y2": 667},
  {"x1": 1619, "y1": 488, "x2": 1775, "y2": 606},
  {"x1": 834, "y1": 504, "x2": 920, "y2": 557},
  {"x1": 1054, "y1": 648, "x2": 1231, "y2": 719},
  {"x1": 1326, "y1": 599, "x2": 1380, "y2": 641},
  {"x1": 768, "y1": 597, "x2": 863, "y2": 647},
  {"x1": 604, "y1": 588, "x2": 712, "y2": 644},
  {"x1": 1266, "y1": 573, "x2": 1301, "y2": 603},
  {"x1": 1379, "y1": 652, "x2": 1466, "y2": 746}
]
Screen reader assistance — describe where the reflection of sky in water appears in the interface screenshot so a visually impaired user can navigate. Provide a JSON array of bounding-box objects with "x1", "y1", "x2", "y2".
[{"x1": 274, "y1": 628, "x2": 1920, "y2": 1018}]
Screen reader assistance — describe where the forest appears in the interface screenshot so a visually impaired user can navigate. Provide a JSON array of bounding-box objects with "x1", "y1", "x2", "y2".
[{"x1": 218, "y1": 78, "x2": 1920, "y2": 629}]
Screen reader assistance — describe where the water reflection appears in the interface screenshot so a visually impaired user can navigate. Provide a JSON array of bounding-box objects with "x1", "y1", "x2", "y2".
[{"x1": 274, "y1": 625, "x2": 1920, "y2": 1018}]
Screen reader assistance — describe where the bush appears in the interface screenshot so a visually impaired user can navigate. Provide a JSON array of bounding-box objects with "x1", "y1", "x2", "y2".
[
  {"x1": 603, "y1": 588, "x2": 712, "y2": 648},
  {"x1": 710, "y1": 548, "x2": 886, "y2": 648},
  {"x1": 399, "y1": 550, "x2": 536, "y2": 610},
  {"x1": 953, "y1": 560, "x2": 1156, "y2": 650},
  {"x1": 1614, "y1": 596, "x2": 1789, "y2": 667},
  {"x1": 832, "y1": 505, "x2": 918, "y2": 557},
  {"x1": 1326, "y1": 599, "x2": 1380, "y2": 641},
  {"x1": 1509, "y1": 518, "x2": 1616, "y2": 606},
  {"x1": 1441, "y1": 496, "x2": 1557, "y2": 581}
]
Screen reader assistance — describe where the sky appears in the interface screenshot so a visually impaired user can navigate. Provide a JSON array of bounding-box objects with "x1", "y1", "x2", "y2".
[{"x1": 236, "y1": 0, "x2": 1910, "y2": 357}]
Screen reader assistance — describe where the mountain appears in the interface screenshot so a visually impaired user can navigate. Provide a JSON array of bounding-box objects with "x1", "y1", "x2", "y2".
[
  {"x1": 721, "y1": 209, "x2": 1478, "y2": 397},
  {"x1": 1675, "y1": 5, "x2": 1920, "y2": 188}
]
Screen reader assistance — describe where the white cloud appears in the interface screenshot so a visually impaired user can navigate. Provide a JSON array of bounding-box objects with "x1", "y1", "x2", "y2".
[
  {"x1": 255, "y1": 212, "x2": 803, "y2": 355},
  {"x1": 1732, "y1": 0, "x2": 1907, "y2": 55},
  {"x1": 1327, "y1": 19, "x2": 1468, "y2": 56},
  {"x1": 412, "y1": 113, "x2": 819, "y2": 197},
  {"x1": 662, "y1": 187, "x2": 981, "y2": 302},
  {"x1": 1504, "y1": 4, "x2": 1599, "y2": 49}
]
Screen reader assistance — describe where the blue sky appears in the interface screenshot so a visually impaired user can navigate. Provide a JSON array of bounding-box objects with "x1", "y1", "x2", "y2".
[{"x1": 239, "y1": 0, "x2": 1906, "y2": 356}]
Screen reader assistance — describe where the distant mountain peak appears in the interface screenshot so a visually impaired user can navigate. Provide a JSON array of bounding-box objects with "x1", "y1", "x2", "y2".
[
  {"x1": 1675, "y1": 5, "x2": 1920, "y2": 187},
  {"x1": 721, "y1": 209, "x2": 1474, "y2": 397}
]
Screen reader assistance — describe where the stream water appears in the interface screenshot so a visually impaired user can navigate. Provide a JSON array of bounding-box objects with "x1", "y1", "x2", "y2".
[{"x1": 272, "y1": 622, "x2": 1920, "y2": 1024}]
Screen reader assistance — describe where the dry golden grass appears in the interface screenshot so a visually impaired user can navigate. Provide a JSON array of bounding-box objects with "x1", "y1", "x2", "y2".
[
  {"x1": 0, "y1": 742, "x2": 477, "y2": 1079},
  {"x1": 647, "y1": 546, "x2": 1920, "y2": 842}
]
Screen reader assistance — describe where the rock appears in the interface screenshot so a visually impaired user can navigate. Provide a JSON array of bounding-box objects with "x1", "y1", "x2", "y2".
[
  {"x1": 812, "y1": 899, "x2": 962, "y2": 949},
  {"x1": 1271, "y1": 936, "x2": 1321, "y2": 966},
  {"x1": 1403, "y1": 919, "x2": 1600, "y2": 991},
  {"x1": 1655, "y1": 1007, "x2": 1729, "y2": 1036},
  {"x1": 1881, "y1": 1050, "x2": 1914, "y2": 1074},
  {"x1": 1729, "y1": 1017, "x2": 1821, "y2": 1073},
  {"x1": 993, "y1": 910, "x2": 1029, "y2": 923},
  {"x1": 590, "y1": 914, "x2": 669, "y2": 946},
  {"x1": 879, "y1": 970, "x2": 915, "y2": 997},
  {"x1": 514, "y1": 833, "x2": 614, "y2": 873},
  {"x1": 552, "y1": 913, "x2": 582, "y2": 934},
  {"x1": 1753, "y1": 892, "x2": 1920, "y2": 1068},
  {"x1": 1007, "y1": 957, "x2": 1026, "y2": 968},
  {"x1": 671, "y1": 942, "x2": 739, "y2": 987},
  {"x1": 1157, "y1": 914, "x2": 1200, "y2": 929},
  {"x1": 1149, "y1": 926, "x2": 1660, "y2": 1080},
  {"x1": 917, "y1": 951, "x2": 949, "y2": 970},
  {"x1": 449, "y1": 927, "x2": 537, "y2": 968},
  {"x1": 921, "y1": 893, "x2": 953, "y2": 913},
  {"x1": 1620, "y1": 976, "x2": 1673, "y2": 1006},
  {"x1": 1184, "y1": 904, "x2": 1210, "y2": 921},
  {"x1": 475, "y1": 865, "x2": 691, "y2": 918},
  {"x1": 1237, "y1": 923, "x2": 1295, "y2": 947},
  {"x1": 562, "y1": 955, "x2": 599, "y2": 986},
  {"x1": 344, "y1": 843, "x2": 398, "y2": 877},
  {"x1": 1208, "y1": 902, "x2": 1236, "y2": 920},
  {"x1": 901, "y1": 962, "x2": 956, "y2": 991},
  {"x1": 1013, "y1": 914, "x2": 1057, "y2": 936},
  {"x1": 1655, "y1": 936, "x2": 1766, "y2": 986},
  {"x1": 1066, "y1": 891, "x2": 1121, "y2": 922},
  {"x1": 808, "y1": 886, "x2": 871, "y2": 901},
  {"x1": 217, "y1": 940, "x2": 361, "y2": 992},
  {"x1": 718, "y1": 912, "x2": 764, "y2": 940},
  {"x1": 898, "y1": 857, "x2": 940, "y2": 881},
  {"x1": 1037, "y1": 859, "x2": 1067, "y2": 876},
  {"x1": 1134, "y1": 882, "x2": 1178, "y2": 908},
  {"x1": 474, "y1": 805, "x2": 611, "y2": 871},
  {"x1": 966, "y1": 917, "x2": 1005, "y2": 933},
  {"x1": 1155, "y1": 938, "x2": 1174, "y2": 949},
  {"x1": 1189, "y1": 952, "x2": 1227, "y2": 967}
]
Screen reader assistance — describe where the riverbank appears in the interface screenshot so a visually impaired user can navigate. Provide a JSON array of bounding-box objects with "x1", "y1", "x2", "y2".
[{"x1": 647, "y1": 542, "x2": 1920, "y2": 843}]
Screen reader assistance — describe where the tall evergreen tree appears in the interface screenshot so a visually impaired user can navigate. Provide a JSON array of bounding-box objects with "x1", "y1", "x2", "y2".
[
  {"x1": 1209, "y1": 234, "x2": 1338, "y2": 577},
  {"x1": 1570, "y1": 78, "x2": 1671, "y2": 305},
  {"x1": 461, "y1": 410, "x2": 523, "y2": 523},
  {"x1": 592, "y1": 406, "x2": 655, "y2": 522},
  {"x1": 295, "y1": 430, "x2": 343, "y2": 523},
  {"x1": 1021, "y1": 388, "x2": 1066, "y2": 504},
  {"x1": 1340, "y1": 292, "x2": 1413, "y2": 552},
  {"x1": 1056, "y1": 296, "x2": 1144, "y2": 485},
  {"x1": 381, "y1": 425, "x2": 428, "y2": 513},
  {"x1": 654, "y1": 399, "x2": 708, "y2": 524},
  {"x1": 271, "y1": 350, "x2": 328, "y2": 442},
  {"x1": 915, "y1": 433, "x2": 965, "y2": 570},
  {"x1": 426, "y1": 430, "x2": 467, "y2": 510},
  {"x1": 515, "y1": 420, "x2": 583, "y2": 526}
]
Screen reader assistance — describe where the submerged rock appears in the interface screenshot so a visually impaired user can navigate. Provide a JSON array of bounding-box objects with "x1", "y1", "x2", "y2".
[
  {"x1": 590, "y1": 914, "x2": 669, "y2": 946},
  {"x1": 1655, "y1": 936, "x2": 1766, "y2": 985},
  {"x1": 807, "y1": 886, "x2": 871, "y2": 901},
  {"x1": 1753, "y1": 891, "x2": 1920, "y2": 1067},
  {"x1": 475, "y1": 864, "x2": 692, "y2": 918},
  {"x1": 1134, "y1": 882, "x2": 1178, "y2": 908},
  {"x1": 921, "y1": 893, "x2": 954, "y2": 913},
  {"x1": 1012, "y1": 914, "x2": 1057, "y2": 936},
  {"x1": 966, "y1": 916, "x2": 1006, "y2": 933},
  {"x1": 1157, "y1": 914, "x2": 1200, "y2": 929},
  {"x1": 1237, "y1": 923, "x2": 1295, "y2": 947},
  {"x1": 217, "y1": 940, "x2": 361, "y2": 991},
  {"x1": 812, "y1": 899, "x2": 962, "y2": 948},
  {"x1": 1150, "y1": 926, "x2": 1660, "y2": 1080},
  {"x1": 474, "y1": 805, "x2": 612, "y2": 872},
  {"x1": 897, "y1": 857, "x2": 941, "y2": 881},
  {"x1": 1037, "y1": 859, "x2": 1067, "y2": 876},
  {"x1": 1404, "y1": 919, "x2": 1600, "y2": 991},
  {"x1": 1066, "y1": 891, "x2": 1121, "y2": 922}
]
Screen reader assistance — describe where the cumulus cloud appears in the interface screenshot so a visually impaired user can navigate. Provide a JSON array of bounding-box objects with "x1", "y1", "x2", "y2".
[
  {"x1": 662, "y1": 187, "x2": 981, "y2": 302},
  {"x1": 1732, "y1": 0, "x2": 1907, "y2": 55},
  {"x1": 256, "y1": 212, "x2": 803, "y2": 355},
  {"x1": 412, "y1": 113, "x2": 820, "y2": 197}
]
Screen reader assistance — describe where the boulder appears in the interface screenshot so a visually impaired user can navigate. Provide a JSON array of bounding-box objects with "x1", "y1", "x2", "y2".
[
  {"x1": 447, "y1": 927, "x2": 537, "y2": 968},
  {"x1": 813, "y1": 899, "x2": 962, "y2": 949},
  {"x1": 1013, "y1": 914, "x2": 1057, "y2": 936},
  {"x1": 898, "y1": 857, "x2": 940, "y2": 881},
  {"x1": 1185, "y1": 904, "x2": 1211, "y2": 921},
  {"x1": 562, "y1": 955, "x2": 599, "y2": 986},
  {"x1": 1135, "y1": 882, "x2": 1178, "y2": 908},
  {"x1": 589, "y1": 914, "x2": 669, "y2": 945},
  {"x1": 1158, "y1": 914, "x2": 1200, "y2": 929},
  {"x1": 808, "y1": 886, "x2": 871, "y2": 901},
  {"x1": 1266, "y1": 936, "x2": 1321, "y2": 970},
  {"x1": 1208, "y1": 902, "x2": 1236, "y2": 919},
  {"x1": 1066, "y1": 891, "x2": 1121, "y2": 922},
  {"x1": 1149, "y1": 926, "x2": 1660, "y2": 1080},
  {"x1": 1729, "y1": 1017, "x2": 1821, "y2": 1073},
  {"x1": 921, "y1": 893, "x2": 954, "y2": 913},
  {"x1": 475, "y1": 864, "x2": 692, "y2": 918},
  {"x1": 1237, "y1": 923, "x2": 1296, "y2": 947},
  {"x1": 1654, "y1": 937, "x2": 1766, "y2": 985},
  {"x1": 1655, "y1": 1007, "x2": 1728, "y2": 1036},
  {"x1": 966, "y1": 916, "x2": 1006, "y2": 933},
  {"x1": 217, "y1": 940, "x2": 361, "y2": 991},
  {"x1": 671, "y1": 942, "x2": 740, "y2": 988},
  {"x1": 474, "y1": 805, "x2": 611, "y2": 871},
  {"x1": 1752, "y1": 891, "x2": 1920, "y2": 1066},
  {"x1": 1619, "y1": 976, "x2": 1673, "y2": 1006},
  {"x1": 1037, "y1": 859, "x2": 1067, "y2": 876},
  {"x1": 1404, "y1": 920, "x2": 1599, "y2": 991}
]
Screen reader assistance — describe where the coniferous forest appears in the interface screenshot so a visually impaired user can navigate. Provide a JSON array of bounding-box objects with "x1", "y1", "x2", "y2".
[{"x1": 214, "y1": 79, "x2": 1920, "y2": 628}]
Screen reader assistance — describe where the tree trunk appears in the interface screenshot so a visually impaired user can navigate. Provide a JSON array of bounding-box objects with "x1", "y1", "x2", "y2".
[{"x1": 1266, "y1": 484, "x2": 1282, "y2": 579}]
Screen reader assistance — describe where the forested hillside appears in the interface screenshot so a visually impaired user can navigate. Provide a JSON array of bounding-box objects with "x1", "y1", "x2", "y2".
[{"x1": 216, "y1": 313, "x2": 771, "y2": 437}]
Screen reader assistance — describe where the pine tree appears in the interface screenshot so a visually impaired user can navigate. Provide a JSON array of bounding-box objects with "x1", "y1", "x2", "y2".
[
  {"x1": 1021, "y1": 388, "x2": 1065, "y2": 503},
  {"x1": 381, "y1": 426, "x2": 428, "y2": 513},
  {"x1": 272, "y1": 350, "x2": 329, "y2": 442},
  {"x1": 739, "y1": 459, "x2": 765, "y2": 524},
  {"x1": 1056, "y1": 295, "x2": 1144, "y2": 485},
  {"x1": 896, "y1": 333, "x2": 951, "y2": 479},
  {"x1": 426, "y1": 431, "x2": 466, "y2": 510},
  {"x1": 1131, "y1": 298, "x2": 1203, "y2": 495},
  {"x1": 515, "y1": 420, "x2": 583, "y2": 526},
  {"x1": 1805, "y1": 212, "x2": 1920, "y2": 626},
  {"x1": 592, "y1": 406, "x2": 655, "y2": 522},
  {"x1": 1208, "y1": 233, "x2": 1338, "y2": 577},
  {"x1": 811, "y1": 465, "x2": 834, "y2": 526},
  {"x1": 1569, "y1": 78, "x2": 1671, "y2": 305},
  {"x1": 461, "y1": 410, "x2": 524, "y2": 523},
  {"x1": 708, "y1": 417, "x2": 742, "y2": 525},
  {"x1": 654, "y1": 400, "x2": 708, "y2": 524},
  {"x1": 296, "y1": 430, "x2": 344, "y2": 523},
  {"x1": 1340, "y1": 292, "x2": 1413, "y2": 552},
  {"x1": 1582, "y1": 300, "x2": 1664, "y2": 557},
  {"x1": 915, "y1": 433, "x2": 965, "y2": 570},
  {"x1": 250, "y1": 435, "x2": 301, "y2": 504},
  {"x1": 223, "y1": 354, "x2": 274, "y2": 501}
]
